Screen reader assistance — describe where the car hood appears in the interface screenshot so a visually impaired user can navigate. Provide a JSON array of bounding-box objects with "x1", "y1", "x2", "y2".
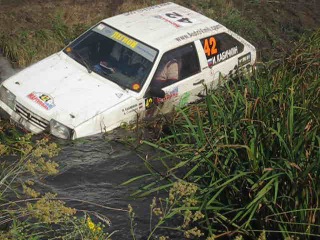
[{"x1": 4, "y1": 53, "x2": 131, "y2": 127}]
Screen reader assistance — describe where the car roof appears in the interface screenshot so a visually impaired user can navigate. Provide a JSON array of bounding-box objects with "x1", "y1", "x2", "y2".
[{"x1": 102, "y1": 2, "x2": 225, "y2": 52}]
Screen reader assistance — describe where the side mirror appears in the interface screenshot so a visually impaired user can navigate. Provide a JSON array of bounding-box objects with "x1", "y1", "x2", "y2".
[{"x1": 149, "y1": 87, "x2": 165, "y2": 98}]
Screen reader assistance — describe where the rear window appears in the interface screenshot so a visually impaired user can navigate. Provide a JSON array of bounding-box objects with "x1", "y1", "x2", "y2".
[{"x1": 200, "y1": 33, "x2": 244, "y2": 66}]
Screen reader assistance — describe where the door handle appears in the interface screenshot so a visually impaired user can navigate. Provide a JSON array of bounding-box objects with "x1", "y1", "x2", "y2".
[{"x1": 193, "y1": 79, "x2": 204, "y2": 86}]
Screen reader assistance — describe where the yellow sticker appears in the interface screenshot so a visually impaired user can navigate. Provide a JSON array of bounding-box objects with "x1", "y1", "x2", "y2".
[
  {"x1": 145, "y1": 97, "x2": 153, "y2": 109},
  {"x1": 111, "y1": 31, "x2": 138, "y2": 49},
  {"x1": 132, "y1": 83, "x2": 140, "y2": 90}
]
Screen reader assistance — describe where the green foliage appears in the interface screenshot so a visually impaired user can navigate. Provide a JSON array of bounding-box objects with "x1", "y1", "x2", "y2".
[
  {"x1": 0, "y1": 211, "x2": 111, "y2": 240},
  {"x1": 0, "y1": 124, "x2": 115, "y2": 239},
  {"x1": 126, "y1": 181, "x2": 205, "y2": 240},
  {"x1": 132, "y1": 30, "x2": 320, "y2": 239}
]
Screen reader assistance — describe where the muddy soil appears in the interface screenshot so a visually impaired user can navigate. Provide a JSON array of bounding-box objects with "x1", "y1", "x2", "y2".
[{"x1": 232, "y1": 0, "x2": 320, "y2": 59}]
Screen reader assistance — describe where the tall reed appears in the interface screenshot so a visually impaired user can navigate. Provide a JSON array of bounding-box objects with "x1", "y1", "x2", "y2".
[{"x1": 133, "y1": 30, "x2": 320, "y2": 239}]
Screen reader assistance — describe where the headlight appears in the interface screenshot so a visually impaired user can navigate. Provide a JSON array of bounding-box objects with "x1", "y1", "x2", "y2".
[
  {"x1": 50, "y1": 119, "x2": 73, "y2": 139},
  {"x1": 0, "y1": 85, "x2": 16, "y2": 109}
]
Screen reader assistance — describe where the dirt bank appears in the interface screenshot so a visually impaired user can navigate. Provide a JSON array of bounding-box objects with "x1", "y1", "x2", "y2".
[
  {"x1": 0, "y1": 0, "x2": 319, "y2": 64},
  {"x1": 232, "y1": 0, "x2": 320, "y2": 58}
]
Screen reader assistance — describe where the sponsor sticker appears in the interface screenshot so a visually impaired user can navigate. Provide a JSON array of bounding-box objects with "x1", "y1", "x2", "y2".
[
  {"x1": 93, "y1": 24, "x2": 157, "y2": 62},
  {"x1": 156, "y1": 87, "x2": 178, "y2": 103},
  {"x1": 115, "y1": 93, "x2": 124, "y2": 98},
  {"x1": 110, "y1": 31, "x2": 138, "y2": 49},
  {"x1": 27, "y1": 92, "x2": 55, "y2": 110},
  {"x1": 122, "y1": 104, "x2": 138, "y2": 115},
  {"x1": 155, "y1": 12, "x2": 195, "y2": 28},
  {"x1": 202, "y1": 35, "x2": 239, "y2": 67},
  {"x1": 175, "y1": 25, "x2": 222, "y2": 42},
  {"x1": 97, "y1": 24, "x2": 105, "y2": 30},
  {"x1": 145, "y1": 97, "x2": 154, "y2": 109},
  {"x1": 179, "y1": 92, "x2": 190, "y2": 108},
  {"x1": 132, "y1": 83, "x2": 141, "y2": 91},
  {"x1": 207, "y1": 58, "x2": 213, "y2": 67},
  {"x1": 154, "y1": 15, "x2": 181, "y2": 28},
  {"x1": 238, "y1": 53, "x2": 251, "y2": 66},
  {"x1": 210, "y1": 46, "x2": 238, "y2": 66}
]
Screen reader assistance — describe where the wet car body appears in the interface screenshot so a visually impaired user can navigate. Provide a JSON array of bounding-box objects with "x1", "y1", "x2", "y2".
[{"x1": 0, "y1": 2, "x2": 256, "y2": 139}]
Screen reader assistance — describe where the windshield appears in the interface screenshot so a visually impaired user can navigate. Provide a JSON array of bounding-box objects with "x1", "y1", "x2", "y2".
[{"x1": 63, "y1": 23, "x2": 158, "y2": 92}]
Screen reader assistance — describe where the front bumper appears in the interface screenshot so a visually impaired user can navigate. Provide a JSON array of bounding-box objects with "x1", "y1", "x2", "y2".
[
  {"x1": 0, "y1": 107, "x2": 10, "y2": 120},
  {"x1": 0, "y1": 100, "x2": 47, "y2": 134}
]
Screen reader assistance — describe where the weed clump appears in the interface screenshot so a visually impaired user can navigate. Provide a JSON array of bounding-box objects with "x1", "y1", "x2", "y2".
[{"x1": 0, "y1": 126, "x2": 114, "y2": 239}]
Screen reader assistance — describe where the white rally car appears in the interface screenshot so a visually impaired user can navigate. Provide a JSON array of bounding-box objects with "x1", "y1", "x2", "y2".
[{"x1": 0, "y1": 2, "x2": 256, "y2": 139}]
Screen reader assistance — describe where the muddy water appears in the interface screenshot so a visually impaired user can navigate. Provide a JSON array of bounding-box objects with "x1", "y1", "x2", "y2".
[
  {"x1": 43, "y1": 136, "x2": 157, "y2": 239},
  {"x1": 0, "y1": 53, "x2": 161, "y2": 239}
]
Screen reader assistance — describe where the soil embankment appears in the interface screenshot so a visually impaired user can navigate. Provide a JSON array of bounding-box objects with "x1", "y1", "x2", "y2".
[
  {"x1": 232, "y1": 0, "x2": 320, "y2": 58},
  {"x1": 0, "y1": 0, "x2": 319, "y2": 64}
]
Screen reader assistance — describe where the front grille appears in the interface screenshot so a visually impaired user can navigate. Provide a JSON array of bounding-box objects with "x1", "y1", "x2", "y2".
[{"x1": 15, "y1": 102, "x2": 49, "y2": 130}]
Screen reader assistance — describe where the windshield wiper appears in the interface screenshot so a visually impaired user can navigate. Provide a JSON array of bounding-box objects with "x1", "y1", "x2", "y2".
[
  {"x1": 71, "y1": 50, "x2": 92, "y2": 73},
  {"x1": 101, "y1": 72, "x2": 128, "y2": 91}
]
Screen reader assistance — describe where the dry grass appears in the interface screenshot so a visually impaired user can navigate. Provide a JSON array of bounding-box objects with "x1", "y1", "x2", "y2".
[
  {"x1": 0, "y1": 0, "x2": 116, "y2": 66},
  {"x1": 0, "y1": 0, "x2": 262, "y2": 67},
  {"x1": 0, "y1": 0, "x2": 162, "y2": 67},
  {"x1": 1, "y1": 0, "x2": 319, "y2": 66}
]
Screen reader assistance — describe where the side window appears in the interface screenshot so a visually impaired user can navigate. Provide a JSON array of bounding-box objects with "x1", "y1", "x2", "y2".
[
  {"x1": 151, "y1": 43, "x2": 200, "y2": 88},
  {"x1": 200, "y1": 33, "x2": 244, "y2": 67}
]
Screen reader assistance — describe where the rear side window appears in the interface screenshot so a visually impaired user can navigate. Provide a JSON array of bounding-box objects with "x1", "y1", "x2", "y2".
[{"x1": 200, "y1": 33, "x2": 244, "y2": 67}]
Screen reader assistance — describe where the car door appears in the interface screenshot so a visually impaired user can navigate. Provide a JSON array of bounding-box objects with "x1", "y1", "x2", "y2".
[{"x1": 143, "y1": 42, "x2": 206, "y2": 118}]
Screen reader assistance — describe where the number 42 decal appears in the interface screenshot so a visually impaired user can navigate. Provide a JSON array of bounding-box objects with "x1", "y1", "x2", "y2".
[
  {"x1": 203, "y1": 37, "x2": 218, "y2": 57},
  {"x1": 165, "y1": 12, "x2": 192, "y2": 24}
]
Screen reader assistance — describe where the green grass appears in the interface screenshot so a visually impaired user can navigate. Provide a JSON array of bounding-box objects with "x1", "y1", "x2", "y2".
[{"x1": 128, "y1": 29, "x2": 320, "y2": 239}]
